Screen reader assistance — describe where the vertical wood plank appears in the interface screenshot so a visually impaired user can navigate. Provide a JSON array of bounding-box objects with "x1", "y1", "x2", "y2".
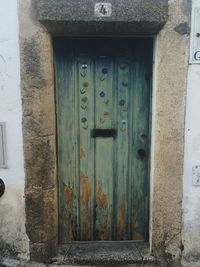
[
  {"x1": 131, "y1": 42, "x2": 152, "y2": 241},
  {"x1": 78, "y1": 57, "x2": 95, "y2": 240},
  {"x1": 55, "y1": 42, "x2": 79, "y2": 242},
  {"x1": 94, "y1": 57, "x2": 114, "y2": 240},
  {"x1": 115, "y1": 59, "x2": 130, "y2": 240}
]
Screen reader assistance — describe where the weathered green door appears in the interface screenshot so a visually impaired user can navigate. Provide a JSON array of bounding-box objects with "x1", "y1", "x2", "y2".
[{"x1": 54, "y1": 38, "x2": 152, "y2": 243}]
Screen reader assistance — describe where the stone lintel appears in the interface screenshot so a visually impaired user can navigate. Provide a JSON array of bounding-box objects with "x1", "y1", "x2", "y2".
[{"x1": 35, "y1": 0, "x2": 168, "y2": 35}]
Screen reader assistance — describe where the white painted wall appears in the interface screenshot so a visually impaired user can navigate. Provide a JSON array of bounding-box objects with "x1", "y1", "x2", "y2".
[
  {"x1": 0, "y1": 0, "x2": 29, "y2": 259},
  {"x1": 182, "y1": 0, "x2": 200, "y2": 265}
]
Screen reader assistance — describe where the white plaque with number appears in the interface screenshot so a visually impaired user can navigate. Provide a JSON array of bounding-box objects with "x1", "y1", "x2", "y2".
[
  {"x1": 95, "y1": 3, "x2": 112, "y2": 17},
  {"x1": 190, "y1": 7, "x2": 200, "y2": 64}
]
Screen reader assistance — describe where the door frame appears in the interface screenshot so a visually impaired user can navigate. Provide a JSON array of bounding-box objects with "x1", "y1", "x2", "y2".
[{"x1": 20, "y1": 0, "x2": 189, "y2": 263}]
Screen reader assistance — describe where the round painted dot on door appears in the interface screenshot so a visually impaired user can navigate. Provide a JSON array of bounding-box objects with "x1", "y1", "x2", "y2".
[
  {"x1": 102, "y1": 68, "x2": 108, "y2": 74},
  {"x1": 100, "y1": 91, "x2": 105, "y2": 97}
]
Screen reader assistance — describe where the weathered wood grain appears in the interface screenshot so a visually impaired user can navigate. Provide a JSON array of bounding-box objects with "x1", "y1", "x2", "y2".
[
  {"x1": 78, "y1": 57, "x2": 95, "y2": 240},
  {"x1": 54, "y1": 38, "x2": 152, "y2": 242},
  {"x1": 94, "y1": 58, "x2": 114, "y2": 240}
]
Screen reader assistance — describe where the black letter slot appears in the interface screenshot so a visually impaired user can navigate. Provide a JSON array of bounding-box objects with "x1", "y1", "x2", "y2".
[{"x1": 91, "y1": 129, "x2": 117, "y2": 138}]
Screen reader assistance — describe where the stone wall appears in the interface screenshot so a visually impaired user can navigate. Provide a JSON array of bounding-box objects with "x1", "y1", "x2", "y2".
[{"x1": 19, "y1": 0, "x2": 58, "y2": 261}]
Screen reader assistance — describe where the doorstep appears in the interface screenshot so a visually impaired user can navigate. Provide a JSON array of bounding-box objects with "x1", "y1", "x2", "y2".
[
  {"x1": 0, "y1": 242, "x2": 157, "y2": 267},
  {"x1": 57, "y1": 241, "x2": 156, "y2": 266}
]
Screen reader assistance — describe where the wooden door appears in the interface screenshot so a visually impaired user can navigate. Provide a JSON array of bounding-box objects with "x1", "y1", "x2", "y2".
[{"x1": 54, "y1": 38, "x2": 152, "y2": 243}]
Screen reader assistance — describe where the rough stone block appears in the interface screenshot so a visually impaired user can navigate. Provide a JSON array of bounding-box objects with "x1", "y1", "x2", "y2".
[
  {"x1": 25, "y1": 187, "x2": 58, "y2": 243},
  {"x1": 34, "y1": 0, "x2": 168, "y2": 34},
  {"x1": 30, "y1": 240, "x2": 58, "y2": 262},
  {"x1": 24, "y1": 136, "x2": 57, "y2": 189}
]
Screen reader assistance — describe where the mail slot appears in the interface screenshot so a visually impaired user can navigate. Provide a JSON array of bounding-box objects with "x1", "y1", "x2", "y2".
[{"x1": 91, "y1": 129, "x2": 117, "y2": 138}]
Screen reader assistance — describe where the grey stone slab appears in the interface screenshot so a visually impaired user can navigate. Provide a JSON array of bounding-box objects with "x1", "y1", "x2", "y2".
[
  {"x1": 135, "y1": 243, "x2": 156, "y2": 264},
  {"x1": 135, "y1": 242, "x2": 149, "y2": 257},
  {"x1": 63, "y1": 242, "x2": 143, "y2": 265},
  {"x1": 59, "y1": 244, "x2": 72, "y2": 256},
  {"x1": 34, "y1": 0, "x2": 168, "y2": 35}
]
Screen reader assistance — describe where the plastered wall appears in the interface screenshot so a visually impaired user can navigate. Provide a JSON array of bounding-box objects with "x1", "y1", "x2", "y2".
[
  {"x1": 182, "y1": 0, "x2": 200, "y2": 265},
  {"x1": 0, "y1": 0, "x2": 29, "y2": 260}
]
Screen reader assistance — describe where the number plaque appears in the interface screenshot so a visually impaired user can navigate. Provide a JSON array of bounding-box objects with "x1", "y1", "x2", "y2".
[{"x1": 95, "y1": 3, "x2": 112, "y2": 17}]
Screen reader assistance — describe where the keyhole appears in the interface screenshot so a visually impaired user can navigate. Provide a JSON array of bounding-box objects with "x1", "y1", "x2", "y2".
[{"x1": 137, "y1": 148, "x2": 146, "y2": 159}]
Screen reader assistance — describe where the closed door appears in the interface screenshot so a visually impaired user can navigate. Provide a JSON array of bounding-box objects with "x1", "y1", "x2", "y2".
[{"x1": 54, "y1": 38, "x2": 152, "y2": 243}]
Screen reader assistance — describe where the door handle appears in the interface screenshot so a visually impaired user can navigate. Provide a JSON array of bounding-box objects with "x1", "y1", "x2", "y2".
[
  {"x1": 137, "y1": 148, "x2": 146, "y2": 159},
  {"x1": 91, "y1": 129, "x2": 117, "y2": 138}
]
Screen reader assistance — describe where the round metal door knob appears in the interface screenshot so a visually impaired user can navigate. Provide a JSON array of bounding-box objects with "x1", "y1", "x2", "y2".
[
  {"x1": 137, "y1": 148, "x2": 146, "y2": 159},
  {"x1": 0, "y1": 178, "x2": 5, "y2": 198}
]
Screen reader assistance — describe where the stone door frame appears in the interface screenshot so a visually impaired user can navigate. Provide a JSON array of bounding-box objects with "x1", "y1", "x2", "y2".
[{"x1": 19, "y1": 0, "x2": 190, "y2": 263}]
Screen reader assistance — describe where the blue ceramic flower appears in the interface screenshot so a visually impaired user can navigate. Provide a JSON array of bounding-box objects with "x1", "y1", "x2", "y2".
[
  {"x1": 100, "y1": 91, "x2": 105, "y2": 97},
  {"x1": 121, "y1": 120, "x2": 127, "y2": 125},
  {"x1": 81, "y1": 117, "x2": 87, "y2": 123},
  {"x1": 102, "y1": 68, "x2": 108, "y2": 74},
  {"x1": 82, "y1": 64, "x2": 88, "y2": 70},
  {"x1": 119, "y1": 99, "x2": 126, "y2": 106},
  {"x1": 122, "y1": 81, "x2": 128, "y2": 87}
]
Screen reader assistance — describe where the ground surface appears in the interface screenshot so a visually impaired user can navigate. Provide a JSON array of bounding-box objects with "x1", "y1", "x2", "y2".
[{"x1": 0, "y1": 242, "x2": 157, "y2": 266}]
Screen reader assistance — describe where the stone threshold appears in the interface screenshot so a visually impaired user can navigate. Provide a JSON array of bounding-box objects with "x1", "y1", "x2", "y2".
[
  {"x1": 56, "y1": 241, "x2": 156, "y2": 266},
  {"x1": 0, "y1": 242, "x2": 157, "y2": 267}
]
